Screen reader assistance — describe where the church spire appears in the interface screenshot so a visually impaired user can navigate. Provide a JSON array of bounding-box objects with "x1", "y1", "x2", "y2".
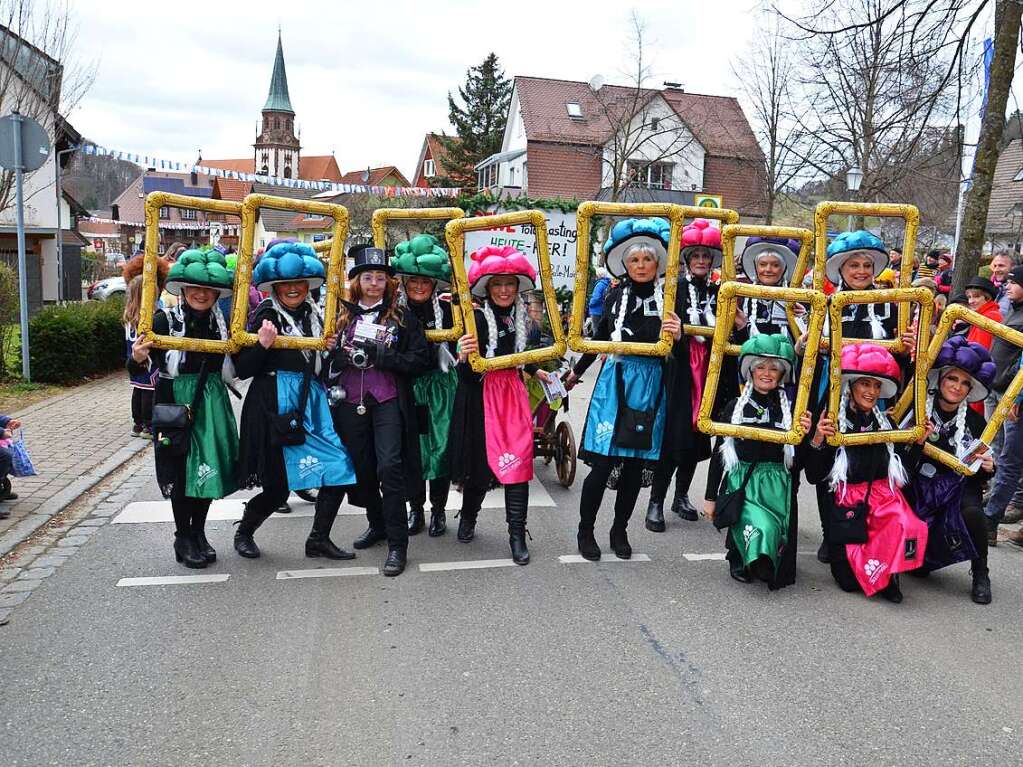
[{"x1": 263, "y1": 31, "x2": 294, "y2": 114}]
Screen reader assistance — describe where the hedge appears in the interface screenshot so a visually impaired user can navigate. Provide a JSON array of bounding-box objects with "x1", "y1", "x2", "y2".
[{"x1": 29, "y1": 298, "x2": 126, "y2": 384}]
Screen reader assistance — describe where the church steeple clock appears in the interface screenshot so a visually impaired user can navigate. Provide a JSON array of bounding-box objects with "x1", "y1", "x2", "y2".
[{"x1": 253, "y1": 31, "x2": 300, "y2": 179}]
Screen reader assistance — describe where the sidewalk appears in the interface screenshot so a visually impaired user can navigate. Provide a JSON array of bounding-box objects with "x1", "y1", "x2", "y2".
[{"x1": 0, "y1": 373, "x2": 149, "y2": 556}]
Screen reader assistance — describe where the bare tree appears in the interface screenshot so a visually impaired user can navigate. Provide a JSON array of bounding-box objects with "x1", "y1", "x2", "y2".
[
  {"x1": 0, "y1": 0, "x2": 94, "y2": 214},
  {"x1": 733, "y1": 16, "x2": 820, "y2": 223}
]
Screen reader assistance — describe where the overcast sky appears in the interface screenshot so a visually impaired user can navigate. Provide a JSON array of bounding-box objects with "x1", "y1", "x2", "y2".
[{"x1": 67, "y1": 0, "x2": 998, "y2": 182}]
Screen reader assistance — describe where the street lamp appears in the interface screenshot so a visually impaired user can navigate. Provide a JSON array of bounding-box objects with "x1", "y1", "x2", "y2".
[{"x1": 846, "y1": 166, "x2": 864, "y2": 231}]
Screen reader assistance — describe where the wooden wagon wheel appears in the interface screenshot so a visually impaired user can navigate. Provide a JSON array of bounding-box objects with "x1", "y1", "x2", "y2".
[{"x1": 555, "y1": 421, "x2": 577, "y2": 487}]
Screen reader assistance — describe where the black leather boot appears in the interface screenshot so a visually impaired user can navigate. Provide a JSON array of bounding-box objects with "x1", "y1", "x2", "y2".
[
  {"x1": 971, "y1": 568, "x2": 992, "y2": 604},
  {"x1": 577, "y1": 528, "x2": 601, "y2": 561},
  {"x1": 645, "y1": 498, "x2": 666, "y2": 532},
  {"x1": 506, "y1": 485, "x2": 530, "y2": 565},
  {"x1": 428, "y1": 509, "x2": 446, "y2": 537},
  {"x1": 195, "y1": 530, "x2": 216, "y2": 564},
  {"x1": 306, "y1": 499, "x2": 355, "y2": 560},
  {"x1": 457, "y1": 487, "x2": 484, "y2": 543},
  {"x1": 816, "y1": 540, "x2": 830, "y2": 564},
  {"x1": 382, "y1": 547, "x2": 407, "y2": 577},
  {"x1": 175, "y1": 532, "x2": 208, "y2": 568},
  {"x1": 609, "y1": 524, "x2": 632, "y2": 560},
  {"x1": 729, "y1": 559, "x2": 752, "y2": 583},
  {"x1": 353, "y1": 526, "x2": 387, "y2": 550},
  {"x1": 671, "y1": 488, "x2": 698, "y2": 521},
  {"x1": 233, "y1": 500, "x2": 273, "y2": 559},
  {"x1": 407, "y1": 504, "x2": 425, "y2": 535}
]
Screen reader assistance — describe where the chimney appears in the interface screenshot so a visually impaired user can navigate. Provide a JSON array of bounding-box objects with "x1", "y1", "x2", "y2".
[
  {"x1": 663, "y1": 81, "x2": 683, "y2": 91},
  {"x1": 111, "y1": 204, "x2": 119, "y2": 221}
]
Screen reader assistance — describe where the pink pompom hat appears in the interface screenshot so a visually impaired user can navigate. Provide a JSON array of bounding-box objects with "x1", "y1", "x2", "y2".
[
  {"x1": 467, "y1": 245, "x2": 537, "y2": 298},
  {"x1": 840, "y1": 343, "x2": 901, "y2": 400},
  {"x1": 680, "y1": 219, "x2": 722, "y2": 269}
]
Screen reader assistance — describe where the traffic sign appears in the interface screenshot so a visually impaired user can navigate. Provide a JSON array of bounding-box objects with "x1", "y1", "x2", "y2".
[{"x1": 0, "y1": 113, "x2": 50, "y2": 171}]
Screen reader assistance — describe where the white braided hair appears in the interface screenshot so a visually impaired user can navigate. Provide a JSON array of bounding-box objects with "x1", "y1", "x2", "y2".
[
  {"x1": 926, "y1": 385, "x2": 971, "y2": 458},
  {"x1": 720, "y1": 358, "x2": 794, "y2": 472},
  {"x1": 685, "y1": 259, "x2": 716, "y2": 343},
  {"x1": 828, "y1": 383, "x2": 908, "y2": 492},
  {"x1": 482, "y1": 293, "x2": 527, "y2": 358},
  {"x1": 840, "y1": 280, "x2": 886, "y2": 339},
  {"x1": 270, "y1": 294, "x2": 324, "y2": 373},
  {"x1": 611, "y1": 277, "x2": 664, "y2": 344}
]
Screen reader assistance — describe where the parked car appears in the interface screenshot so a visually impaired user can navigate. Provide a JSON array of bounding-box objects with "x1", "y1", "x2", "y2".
[{"x1": 87, "y1": 276, "x2": 126, "y2": 300}]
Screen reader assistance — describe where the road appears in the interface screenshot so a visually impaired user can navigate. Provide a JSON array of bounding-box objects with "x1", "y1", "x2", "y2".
[{"x1": 1, "y1": 377, "x2": 1021, "y2": 766}]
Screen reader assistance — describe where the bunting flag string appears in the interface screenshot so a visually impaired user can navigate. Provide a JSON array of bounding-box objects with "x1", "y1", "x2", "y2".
[
  {"x1": 79, "y1": 215, "x2": 239, "y2": 232},
  {"x1": 78, "y1": 142, "x2": 461, "y2": 198}
]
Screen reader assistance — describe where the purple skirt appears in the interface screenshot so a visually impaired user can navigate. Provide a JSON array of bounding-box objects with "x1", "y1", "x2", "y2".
[{"x1": 907, "y1": 469, "x2": 978, "y2": 571}]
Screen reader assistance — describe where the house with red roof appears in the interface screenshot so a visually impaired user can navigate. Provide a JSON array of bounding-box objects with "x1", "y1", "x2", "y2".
[
  {"x1": 412, "y1": 133, "x2": 461, "y2": 187},
  {"x1": 476, "y1": 76, "x2": 767, "y2": 218},
  {"x1": 339, "y1": 166, "x2": 411, "y2": 188}
]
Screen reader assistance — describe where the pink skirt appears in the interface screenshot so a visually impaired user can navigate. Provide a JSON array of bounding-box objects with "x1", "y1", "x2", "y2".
[
  {"x1": 688, "y1": 338, "x2": 710, "y2": 428},
  {"x1": 838, "y1": 481, "x2": 929, "y2": 597},
  {"x1": 482, "y1": 368, "x2": 534, "y2": 485}
]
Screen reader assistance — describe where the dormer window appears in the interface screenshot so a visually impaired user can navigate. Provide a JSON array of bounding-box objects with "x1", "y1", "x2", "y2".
[
  {"x1": 424, "y1": 159, "x2": 436, "y2": 177},
  {"x1": 566, "y1": 102, "x2": 582, "y2": 119}
]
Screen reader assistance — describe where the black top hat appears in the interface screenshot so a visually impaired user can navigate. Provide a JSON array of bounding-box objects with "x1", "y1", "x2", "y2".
[
  {"x1": 965, "y1": 276, "x2": 997, "y2": 301},
  {"x1": 347, "y1": 244, "x2": 395, "y2": 279}
]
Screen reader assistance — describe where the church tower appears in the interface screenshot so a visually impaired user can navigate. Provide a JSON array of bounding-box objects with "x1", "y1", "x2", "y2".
[{"x1": 253, "y1": 32, "x2": 300, "y2": 178}]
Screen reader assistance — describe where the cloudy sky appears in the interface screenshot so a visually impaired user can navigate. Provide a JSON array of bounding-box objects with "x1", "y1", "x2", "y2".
[{"x1": 67, "y1": 0, "x2": 997, "y2": 182}]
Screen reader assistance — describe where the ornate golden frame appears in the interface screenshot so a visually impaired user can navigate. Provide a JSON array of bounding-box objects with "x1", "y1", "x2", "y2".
[
  {"x1": 826, "y1": 288, "x2": 933, "y2": 446},
  {"x1": 371, "y1": 206, "x2": 466, "y2": 343},
  {"x1": 137, "y1": 192, "x2": 243, "y2": 354},
  {"x1": 445, "y1": 210, "x2": 567, "y2": 373},
  {"x1": 815, "y1": 201, "x2": 918, "y2": 351},
  {"x1": 721, "y1": 224, "x2": 816, "y2": 343},
  {"x1": 231, "y1": 193, "x2": 349, "y2": 350},
  {"x1": 891, "y1": 303, "x2": 1023, "y2": 475},
  {"x1": 696, "y1": 282, "x2": 827, "y2": 444}
]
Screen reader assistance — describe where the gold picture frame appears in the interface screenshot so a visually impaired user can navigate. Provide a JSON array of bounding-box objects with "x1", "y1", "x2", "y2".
[
  {"x1": 372, "y1": 206, "x2": 466, "y2": 343},
  {"x1": 826, "y1": 287, "x2": 933, "y2": 446},
  {"x1": 891, "y1": 303, "x2": 1023, "y2": 475},
  {"x1": 815, "y1": 201, "x2": 918, "y2": 351},
  {"x1": 231, "y1": 193, "x2": 349, "y2": 350},
  {"x1": 696, "y1": 282, "x2": 827, "y2": 444},
  {"x1": 721, "y1": 223, "x2": 816, "y2": 342},
  {"x1": 137, "y1": 192, "x2": 243, "y2": 354},
  {"x1": 445, "y1": 210, "x2": 567, "y2": 373}
]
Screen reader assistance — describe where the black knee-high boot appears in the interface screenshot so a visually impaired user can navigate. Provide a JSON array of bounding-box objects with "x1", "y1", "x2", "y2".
[
  {"x1": 578, "y1": 460, "x2": 612, "y2": 560},
  {"x1": 505, "y1": 482, "x2": 530, "y2": 565},
  {"x1": 307, "y1": 487, "x2": 356, "y2": 560},
  {"x1": 610, "y1": 461, "x2": 643, "y2": 560},
  {"x1": 670, "y1": 459, "x2": 699, "y2": 520},
  {"x1": 645, "y1": 461, "x2": 673, "y2": 532},
  {"x1": 458, "y1": 485, "x2": 485, "y2": 542},
  {"x1": 428, "y1": 479, "x2": 449, "y2": 537},
  {"x1": 234, "y1": 486, "x2": 284, "y2": 559},
  {"x1": 172, "y1": 497, "x2": 206, "y2": 569},
  {"x1": 190, "y1": 499, "x2": 215, "y2": 564}
]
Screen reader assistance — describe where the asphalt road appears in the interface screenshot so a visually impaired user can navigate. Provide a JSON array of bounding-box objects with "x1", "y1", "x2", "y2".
[{"x1": 2, "y1": 378, "x2": 1022, "y2": 766}]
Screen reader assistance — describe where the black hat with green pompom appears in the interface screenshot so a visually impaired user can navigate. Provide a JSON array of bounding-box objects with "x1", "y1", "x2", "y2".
[{"x1": 165, "y1": 248, "x2": 234, "y2": 296}]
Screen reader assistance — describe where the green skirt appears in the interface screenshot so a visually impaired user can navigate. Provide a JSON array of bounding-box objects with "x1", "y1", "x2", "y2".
[
  {"x1": 173, "y1": 373, "x2": 239, "y2": 499},
  {"x1": 414, "y1": 367, "x2": 458, "y2": 481},
  {"x1": 724, "y1": 460, "x2": 791, "y2": 572}
]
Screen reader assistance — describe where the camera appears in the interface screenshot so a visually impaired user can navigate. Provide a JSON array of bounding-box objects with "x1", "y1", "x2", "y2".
[
  {"x1": 350, "y1": 346, "x2": 370, "y2": 369},
  {"x1": 328, "y1": 385, "x2": 347, "y2": 406}
]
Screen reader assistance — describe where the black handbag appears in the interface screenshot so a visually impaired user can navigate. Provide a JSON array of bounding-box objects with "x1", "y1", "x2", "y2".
[
  {"x1": 269, "y1": 362, "x2": 312, "y2": 447},
  {"x1": 612, "y1": 363, "x2": 664, "y2": 451},
  {"x1": 151, "y1": 359, "x2": 210, "y2": 457},
  {"x1": 713, "y1": 459, "x2": 758, "y2": 531},
  {"x1": 829, "y1": 458, "x2": 875, "y2": 545}
]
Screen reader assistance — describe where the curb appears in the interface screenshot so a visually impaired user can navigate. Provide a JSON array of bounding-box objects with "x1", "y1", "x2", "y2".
[{"x1": 0, "y1": 439, "x2": 150, "y2": 558}]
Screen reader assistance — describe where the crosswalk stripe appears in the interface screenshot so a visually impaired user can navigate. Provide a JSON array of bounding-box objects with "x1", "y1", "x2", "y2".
[
  {"x1": 117, "y1": 574, "x2": 230, "y2": 587},
  {"x1": 558, "y1": 554, "x2": 652, "y2": 564},
  {"x1": 682, "y1": 553, "x2": 726, "y2": 561},
  {"x1": 276, "y1": 567, "x2": 379, "y2": 580},
  {"x1": 419, "y1": 559, "x2": 519, "y2": 572}
]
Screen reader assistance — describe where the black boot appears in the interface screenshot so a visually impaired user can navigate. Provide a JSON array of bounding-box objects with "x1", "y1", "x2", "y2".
[
  {"x1": 195, "y1": 530, "x2": 216, "y2": 564},
  {"x1": 382, "y1": 546, "x2": 407, "y2": 577},
  {"x1": 645, "y1": 498, "x2": 666, "y2": 533},
  {"x1": 306, "y1": 499, "x2": 355, "y2": 560},
  {"x1": 353, "y1": 526, "x2": 387, "y2": 550},
  {"x1": 577, "y1": 528, "x2": 601, "y2": 561},
  {"x1": 506, "y1": 486, "x2": 530, "y2": 565},
  {"x1": 457, "y1": 487, "x2": 484, "y2": 543},
  {"x1": 233, "y1": 500, "x2": 273, "y2": 559},
  {"x1": 971, "y1": 568, "x2": 992, "y2": 605},
  {"x1": 408, "y1": 504, "x2": 425, "y2": 535},
  {"x1": 671, "y1": 488, "x2": 698, "y2": 521},
  {"x1": 881, "y1": 574, "x2": 903, "y2": 604},
  {"x1": 816, "y1": 540, "x2": 830, "y2": 564},
  {"x1": 428, "y1": 509, "x2": 447, "y2": 537},
  {"x1": 609, "y1": 524, "x2": 632, "y2": 559},
  {"x1": 729, "y1": 559, "x2": 752, "y2": 583},
  {"x1": 175, "y1": 532, "x2": 208, "y2": 569}
]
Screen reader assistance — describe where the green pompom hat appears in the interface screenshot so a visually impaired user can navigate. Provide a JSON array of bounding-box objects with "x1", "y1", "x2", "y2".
[
  {"x1": 165, "y1": 248, "x2": 234, "y2": 296},
  {"x1": 738, "y1": 333, "x2": 796, "y2": 383},
  {"x1": 391, "y1": 234, "x2": 452, "y2": 288}
]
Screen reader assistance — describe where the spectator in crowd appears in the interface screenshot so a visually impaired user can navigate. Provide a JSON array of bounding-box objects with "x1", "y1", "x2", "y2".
[
  {"x1": 916, "y1": 249, "x2": 940, "y2": 281},
  {"x1": 0, "y1": 413, "x2": 22, "y2": 519},
  {"x1": 889, "y1": 248, "x2": 902, "y2": 269},
  {"x1": 586, "y1": 267, "x2": 612, "y2": 336},
  {"x1": 989, "y1": 251, "x2": 1014, "y2": 316},
  {"x1": 964, "y1": 277, "x2": 1003, "y2": 351},
  {"x1": 935, "y1": 253, "x2": 954, "y2": 295}
]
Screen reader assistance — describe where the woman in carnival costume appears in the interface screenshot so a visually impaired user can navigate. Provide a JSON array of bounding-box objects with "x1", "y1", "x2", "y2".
[
  {"x1": 704, "y1": 334, "x2": 812, "y2": 588},
  {"x1": 903, "y1": 337, "x2": 996, "y2": 604},
  {"x1": 320, "y1": 244, "x2": 431, "y2": 577},
  {"x1": 391, "y1": 235, "x2": 458, "y2": 538},
  {"x1": 563, "y1": 219, "x2": 682, "y2": 560},
  {"x1": 734, "y1": 236, "x2": 802, "y2": 340},
  {"x1": 129, "y1": 248, "x2": 239, "y2": 568},
  {"x1": 233, "y1": 242, "x2": 357, "y2": 562},
  {"x1": 122, "y1": 253, "x2": 171, "y2": 438},
  {"x1": 450, "y1": 246, "x2": 555, "y2": 565},
  {"x1": 808, "y1": 344, "x2": 929, "y2": 603},
  {"x1": 646, "y1": 219, "x2": 733, "y2": 531}
]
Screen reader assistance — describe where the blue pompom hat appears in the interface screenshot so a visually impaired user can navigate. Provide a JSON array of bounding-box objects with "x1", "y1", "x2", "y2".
[
  {"x1": 825, "y1": 230, "x2": 889, "y2": 285},
  {"x1": 251, "y1": 241, "x2": 326, "y2": 292},
  {"x1": 742, "y1": 236, "x2": 800, "y2": 283},
  {"x1": 602, "y1": 217, "x2": 671, "y2": 278}
]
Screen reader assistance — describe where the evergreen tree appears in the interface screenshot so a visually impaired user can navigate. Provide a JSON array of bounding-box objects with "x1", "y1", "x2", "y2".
[{"x1": 438, "y1": 53, "x2": 512, "y2": 189}]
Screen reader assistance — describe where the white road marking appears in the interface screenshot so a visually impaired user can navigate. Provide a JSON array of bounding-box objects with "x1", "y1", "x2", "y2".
[
  {"x1": 276, "y1": 567, "x2": 379, "y2": 580},
  {"x1": 682, "y1": 553, "x2": 726, "y2": 561},
  {"x1": 112, "y1": 479, "x2": 557, "y2": 524},
  {"x1": 558, "y1": 554, "x2": 652, "y2": 564},
  {"x1": 419, "y1": 559, "x2": 519, "y2": 572},
  {"x1": 117, "y1": 574, "x2": 230, "y2": 587}
]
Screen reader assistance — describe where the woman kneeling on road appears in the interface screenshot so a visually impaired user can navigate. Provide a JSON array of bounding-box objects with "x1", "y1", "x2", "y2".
[{"x1": 130, "y1": 248, "x2": 239, "y2": 568}]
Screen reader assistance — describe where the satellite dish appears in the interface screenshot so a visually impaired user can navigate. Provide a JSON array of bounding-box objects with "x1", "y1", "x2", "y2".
[{"x1": 589, "y1": 74, "x2": 604, "y2": 92}]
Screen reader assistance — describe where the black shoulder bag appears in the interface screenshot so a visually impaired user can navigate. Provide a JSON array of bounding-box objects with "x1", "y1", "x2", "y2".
[
  {"x1": 713, "y1": 459, "x2": 758, "y2": 531},
  {"x1": 612, "y1": 363, "x2": 665, "y2": 451},
  {"x1": 151, "y1": 358, "x2": 210, "y2": 457},
  {"x1": 829, "y1": 452, "x2": 874, "y2": 545},
  {"x1": 270, "y1": 362, "x2": 312, "y2": 447}
]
